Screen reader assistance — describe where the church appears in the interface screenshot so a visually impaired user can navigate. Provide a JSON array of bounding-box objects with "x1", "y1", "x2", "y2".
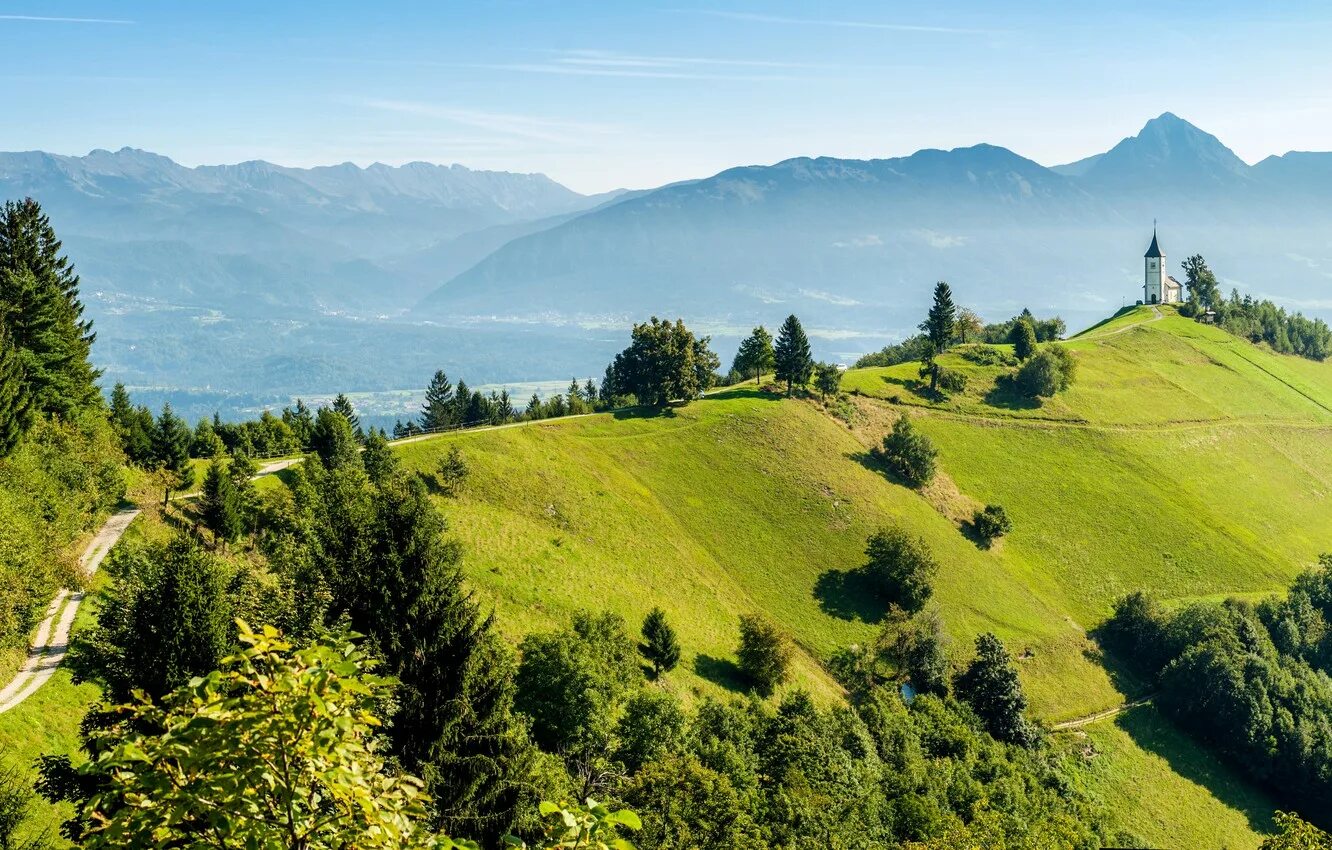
[{"x1": 1142, "y1": 228, "x2": 1183, "y2": 305}]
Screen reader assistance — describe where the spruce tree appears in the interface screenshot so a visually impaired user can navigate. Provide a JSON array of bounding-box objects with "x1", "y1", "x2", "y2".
[
  {"x1": 525, "y1": 393, "x2": 542, "y2": 420},
  {"x1": 310, "y1": 407, "x2": 359, "y2": 470},
  {"x1": 284, "y1": 398, "x2": 315, "y2": 447},
  {"x1": 920, "y1": 281, "x2": 958, "y2": 353},
  {"x1": 773, "y1": 314, "x2": 813, "y2": 396},
  {"x1": 199, "y1": 459, "x2": 242, "y2": 547},
  {"x1": 332, "y1": 393, "x2": 363, "y2": 442},
  {"x1": 734, "y1": 325, "x2": 775, "y2": 385},
  {"x1": 641, "y1": 607, "x2": 681, "y2": 677},
  {"x1": 152, "y1": 402, "x2": 192, "y2": 501},
  {"x1": 0, "y1": 323, "x2": 31, "y2": 458},
  {"x1": 421, "y1": 370, "x2": 455, "y2": 431},
  {"x1": 496, "y1": 389, "x2": 514, "y2": 423},
  {"x1": 0, "y1": 198, "x2": 99, "y2": 417},
  {"x1": 451, "y1": 379, "x2": 471, "y2": 427}
]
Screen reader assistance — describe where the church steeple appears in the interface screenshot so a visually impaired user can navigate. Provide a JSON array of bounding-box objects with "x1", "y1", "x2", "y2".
[{"x1": 1144, "y1": 227, "x2": 1162, "y2": 259}]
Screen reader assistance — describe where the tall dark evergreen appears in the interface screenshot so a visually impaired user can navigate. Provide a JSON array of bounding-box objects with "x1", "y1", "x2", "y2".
[
  {"x1": 0, "y1": 198, "x2": 99, "y2": 417},
  {"x1": 299, "y1": 466, "x2": 530, "y2": 842},
  {"x1": 0, "y1": 323, "x2": 31, "y2": 458},
  {"x1": 641, "y1": 607, "x2": 681, "y2": 677},
  {"x1": 152, "y1": 402, "x2": 192, "y2": 500},
  {"x1": 773, "y1": 314, "x2": 813, "y2": 396},
  {"x1": 332, "y1": 393, "x2": 364, "y2": 442},
  {"x1": 199, "y1": 460, "x2": 242, "y2": 547},
  {"x1": 920, "y1": 281, "x2": 958, "y2": 352},
  {"x1": 495, "y1": 389, "x2": 514, "y2": 423},
  {"x1": 421, "y1": 370, "x2": 455, "y2": 430}
]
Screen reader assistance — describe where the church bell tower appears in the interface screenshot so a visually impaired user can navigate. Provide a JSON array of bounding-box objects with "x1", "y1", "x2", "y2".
[{"x1": 1143, "y1": 226, "x2": 1165, "y2": 304}]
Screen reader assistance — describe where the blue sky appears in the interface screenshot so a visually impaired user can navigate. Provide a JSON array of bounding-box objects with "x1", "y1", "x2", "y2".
[{"x1": 2, "y1": 1, "x2": 1331, "y2": 192}]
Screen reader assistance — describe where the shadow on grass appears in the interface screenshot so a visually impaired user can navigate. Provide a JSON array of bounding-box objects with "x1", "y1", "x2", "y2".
[
  {"x1": 611, "y1": 405, "x2": 678, "y2": 421},
  {"x1": 1115, "y1": 705, "x2": 1277, "y2": 836},
  {"x1": 982, "y1": 376, "x2": 1042, "y2": 411},
  {"x1": 876, "y1": 375, "x2": 946, "y2": 404},
  {"x1": 693, "y1": 654, "x2": 747, "y2": 693},
  {"x1": 1082, "y1": 630, "x2": 1153, "y2": 699},
  {"x1": 273, "y1": 467, "x2": 300, "y2": 489},
  {"x1": 814, "y1": 568, "x2": 887, "y2": 623},
  {"x1": 847, "y1": 450, "x2": 918, "y2": 493}
]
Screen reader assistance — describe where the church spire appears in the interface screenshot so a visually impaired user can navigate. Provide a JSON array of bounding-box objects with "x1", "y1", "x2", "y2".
[{"x1": 1144, "y1": 225, "x2": 1163, "y2": 259}]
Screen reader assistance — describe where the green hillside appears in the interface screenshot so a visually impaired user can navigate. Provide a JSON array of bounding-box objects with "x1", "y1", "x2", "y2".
[{"x1": 387, "y1": 305, "x2": 1330, "y2": 849}]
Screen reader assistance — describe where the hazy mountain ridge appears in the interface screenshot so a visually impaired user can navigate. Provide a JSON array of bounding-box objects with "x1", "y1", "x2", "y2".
[{"x1": 418, "y1": 113, "x2": 1332, "y2": 336}]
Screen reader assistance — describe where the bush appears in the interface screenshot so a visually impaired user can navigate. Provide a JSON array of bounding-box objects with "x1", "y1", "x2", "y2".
[
  {"x1": 436, "y1": 445, "x2": 469, "y2": 496},
  {"x1": 1014, "y1": 346, "x2": 1076, "y2": 399},
  {"x1": 972, "y1": 504, "x2": 1011, "y2": 544},
  {"x1": 737, "y1": 614, "x2": 791, "y2": 696},
  {"x1": 1010, "y1": 320, "x2": 1038, "y2": 361},
  {"x1": 874, "y1": 415, "x2": 938, "y2": 488},
  {"x1": 935, "y1": 367, "x2": 968, "y2": 394},
  {"x1": 957, "y1": 345, "x2": 1016, "y2": 367},
  {"x1": 863, "y1": 527, "x2": 939, "y2": 613}
]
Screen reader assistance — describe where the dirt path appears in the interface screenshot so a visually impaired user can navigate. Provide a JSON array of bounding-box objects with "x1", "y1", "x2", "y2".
[
  {"x1": 1051, "y1": 695, "x2": 1155, "y2": 731},
  {"x1": 0, "y1": 507, "x2": 140, "y2": 714}
]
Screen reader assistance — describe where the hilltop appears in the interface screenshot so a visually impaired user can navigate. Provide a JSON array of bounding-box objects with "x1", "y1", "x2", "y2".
[{"x1": 378, "y1": 306, "x2": 1330, "y2": 847}]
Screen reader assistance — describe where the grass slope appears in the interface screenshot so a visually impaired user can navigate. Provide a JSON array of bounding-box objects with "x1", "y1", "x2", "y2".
[{"x1": 390, "y1": 306, "x2": 1332, "y2": 848}]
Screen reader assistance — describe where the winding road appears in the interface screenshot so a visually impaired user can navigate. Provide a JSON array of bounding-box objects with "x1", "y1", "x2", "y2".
[{"x1": 0, "y1": 507, "x2": 140, "y2": 714}]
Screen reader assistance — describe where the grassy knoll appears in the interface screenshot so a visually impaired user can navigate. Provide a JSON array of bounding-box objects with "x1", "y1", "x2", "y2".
[{"x1": 379, "y1": 306, "x2": 1332, "y2": 848}]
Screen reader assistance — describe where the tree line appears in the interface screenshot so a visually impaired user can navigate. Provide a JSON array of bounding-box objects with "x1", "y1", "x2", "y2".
[
  {"x1": 1177, "y1": 255, "x2": 1331, "y2": 361},
  {"x1": 1102, "y1": 557, "x2": 1332, "y2": 829}
]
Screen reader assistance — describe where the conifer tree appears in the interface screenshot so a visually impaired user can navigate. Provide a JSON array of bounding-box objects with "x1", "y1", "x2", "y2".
[
  {"x1": 0, "y1": 198, "x2": 99, "y2": 417},
  {"x1": 152, "y1": 402, "x2": 192, "y2": 500},
  {"x1": 773, "y1": 314, "x2": 813, "y2": 396},
  {"x1": 920, "y1": 281, "x2": 958, "y2": 353},
  {"x1": 0, "y1": 322, "x2": 31, "y2": 458},
  {"x1": 526, "y1": 393, "x2": 542, "y2": 420},
  {"x1": 452, "y1": 379, "x2": 471, "y2": 427},
  {"x1": 332, "y1": 393, "x2": 364, "y2": 442},
  {"x1": 284, "y1": 398, "x2": 315, "y2": 447},
  {"x1": 421, "y1": 370, "x2": 455, "y2": 431},
  {"x1": 199, "y1": 459, "x2": 242, "y2": 547},
  {"x1": 641, "y1": 607, "x2": 681, "y2": 677},
  {"x1": 734, "y1": 325, "x2": 775, "y2": 385},
  {"x1": 583, "y1": 379, "x2": 598, "y2": 405},
  {"x1": 496, "y1": 389, "x2": 514, "y2": 423}
]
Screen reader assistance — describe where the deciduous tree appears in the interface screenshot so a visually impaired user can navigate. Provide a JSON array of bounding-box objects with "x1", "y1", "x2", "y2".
[
  {"x1": 733, "y1": 325, "x2": 775, "y2": 385},
  {"x1": 737, "y1": 614, "x2": 791, "y2": 696}
]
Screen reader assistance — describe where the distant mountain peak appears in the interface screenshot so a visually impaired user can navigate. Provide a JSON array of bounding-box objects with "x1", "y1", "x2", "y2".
[{"x1": 1064, "y1": 112, "x2": 1250, "y2": 186}]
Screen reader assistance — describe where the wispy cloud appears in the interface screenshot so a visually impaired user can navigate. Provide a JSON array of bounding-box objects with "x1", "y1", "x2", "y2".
[
  {"x1": 692, "y1": 10, "x2": 999, "y2": 35},
  {"x1": 357, "y1": 100, "x2": 620, "y2": 146},
  {"x1": 0, "y1": 14, "x2": 133, "y2": 24},
  {"x1": 800, "y1": 288, "x2": 862, "y2": 306},
  {"x1": 467, "y1": 48, "x2": 865, "y2": 81}
]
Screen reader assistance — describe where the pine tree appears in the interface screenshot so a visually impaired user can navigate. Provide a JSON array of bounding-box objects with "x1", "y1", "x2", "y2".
[
  {"x1": 734, "y1": 325, "x2": 775, "y2": 385},
  {"x1": 640, "y1": 607, "x2": 681, "y2": 677},
  {"x1": 525, "y1": 392, "x2": 542, "y2": 420},
  {"x1": 332, "y1": 393, "x2": 364, "y2": 442},
  {"x1": 152, "y1": 402, "x2": 192, "y2": 501},
  {"x1": 583, "y1": 379, "x2": 598, "y2": 405},
  {"x1": 773, "y1": 314, "x2": 813, "y2": 396},
  {"x1": 0, "y1": 322, "x2": 31, "y2": 458},
  {"x1": 496, "y1": 389, "x2": 514, "y2": 424},
  {"x1": 0, "y1": 198, "x2": 99, "y2": 417},
  {"x1": 452, "y1": 379, "x2": 471, "y2": 427},
  {"x1": 199, "y1": 459, "x2": 242, "y2": 547},
  {"x1": 421, "y1": 370, "x2": 455, "y2": 431},
  {"x1": 916, "y1": 282, "x2": 959, "y2": 394},
  {"x1": 284, "y1": 398, "x2": 315, "y2": 447}
]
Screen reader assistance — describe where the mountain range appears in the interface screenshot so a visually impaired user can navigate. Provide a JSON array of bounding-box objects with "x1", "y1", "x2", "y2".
[{"x1": 3, "y1": 112, "x2": 1331, "y2": 416}]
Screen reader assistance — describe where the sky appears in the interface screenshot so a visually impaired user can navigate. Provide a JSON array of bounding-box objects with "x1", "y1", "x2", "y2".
[{"x1": 2, "y1": 1, "x2": 1332, "y2": 193}]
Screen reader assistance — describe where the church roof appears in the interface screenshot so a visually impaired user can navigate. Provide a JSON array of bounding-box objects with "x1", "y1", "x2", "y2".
[{"x1": 1144, "y1": 230, "x2": 1163, "y2": 258}]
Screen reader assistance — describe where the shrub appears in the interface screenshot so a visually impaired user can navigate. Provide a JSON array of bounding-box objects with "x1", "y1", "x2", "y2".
[
  {"x1": 972, "y1": 504, "x2": 1012, "y2": 544},
  {"x1": 863, "y1": 527, "x2": 939, "y2": 613},
  {"x1": 1009, "y1": 320, "x2": 1038, "y2": 361},
  {"x1": 874, "y1": 415, "x2": 938, "y2": 488},
  {"x1": 437, "y1": 445, "x2": 469, "y2": 496},
  {"x1": 936, "y1": 367, "x2": 968, "y2": 394},
  {"x1": 1014, "y1": 346, "x2": 1076, "y2": 399},
  {"x1": 737, "y1": 614, "x2": 791, "y2": 696},
  {"x1": 958, "y1": 345, "x2": 1016, "y2": 367}
]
